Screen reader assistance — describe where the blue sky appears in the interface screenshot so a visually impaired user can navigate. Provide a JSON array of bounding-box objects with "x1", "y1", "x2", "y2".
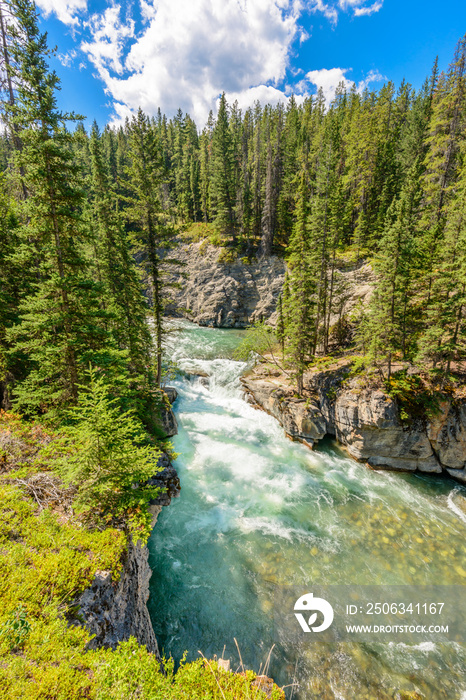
[{"x1": 36, "y1": 0, "x2": 466, "y2": 129}]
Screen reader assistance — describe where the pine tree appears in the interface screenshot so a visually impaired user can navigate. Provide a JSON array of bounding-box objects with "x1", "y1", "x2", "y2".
[
  {"x1": 210, "y1": 93, "x2": 236, "y2": 238},
  {"x1": 283, "y1": 172, "x2": 318, "y2": 393},
  {"x1": 89, "y1": 122, "x2": 153, "y2": 388},
  {"x1": 6, "y1": 0, "x2": 114, "y2": 416},
  {"x1": 259, "y1": 105, "x2": 283, "y2": 257},
  {"x1": 416, "y1": 142, "x2": 466, "y2": 376},
  {"x1": 56, "y1": 368, "x2": 163, "y2": 542},
  {"x1": 364, "y1": 158, "x2": 424, "y2": 378},
  {"x1": 126, "y1": 109, "x2": 180, "y2": 387}
]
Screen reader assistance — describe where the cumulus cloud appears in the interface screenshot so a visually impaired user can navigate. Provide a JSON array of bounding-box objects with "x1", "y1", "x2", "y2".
[
  {"x1": 305, "y1": 66, "x2": 384, "y2": 105},
  {"x1": 36, "y1": 0, "x2": 87, "y2": 26},
  {"x1": 82, "y1": 0, "x2": 302, "y2": 126},
  {"x1": 42, "y1": 0, "x2": 384, "y2": 127}
]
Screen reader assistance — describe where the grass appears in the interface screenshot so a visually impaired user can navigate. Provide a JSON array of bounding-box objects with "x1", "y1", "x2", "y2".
[{"x1": 0, "y1": 411, "x2": 284, "y2": 700}]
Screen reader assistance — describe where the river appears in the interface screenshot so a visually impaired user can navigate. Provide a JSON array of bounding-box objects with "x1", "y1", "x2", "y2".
[{"x1": 147, "y1": 320, "x2": 466, "y2": 699}]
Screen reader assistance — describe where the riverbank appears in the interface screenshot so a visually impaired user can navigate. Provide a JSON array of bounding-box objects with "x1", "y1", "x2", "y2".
[
  {"x1": 148, "y1": 320, "x2": 466, "y2": 700},
  {"x1": 0, "y1": 408, "x2": 285, "y2": 699},
  {"x1": 241, "y1": 360, "x2": 466, "y2": 483}
]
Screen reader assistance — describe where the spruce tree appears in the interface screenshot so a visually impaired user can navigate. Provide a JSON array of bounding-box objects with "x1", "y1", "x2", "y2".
[
  {"x1": 6, "y1": 0, "x2": 114, "y2": 416},
  {"x1": 89, "y1": 122, "x2": 153, "y2": 388},
  {"x1": 283, "y1": 171, "x2": 318, "y2": 393},
  {"x1": 210, "y1": 93, "x2": 236, "y2": 239},
  {"x1": 364, "y1": 158, "x2": 423, "y2": 378},
  {"x1": 126, "y1": 109, "x2": 180, "y2": 387}
]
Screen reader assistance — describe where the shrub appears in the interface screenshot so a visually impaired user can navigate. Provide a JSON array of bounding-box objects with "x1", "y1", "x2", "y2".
[{"x1": 54, "y1": 368, "x2": 163, "y2": 542}]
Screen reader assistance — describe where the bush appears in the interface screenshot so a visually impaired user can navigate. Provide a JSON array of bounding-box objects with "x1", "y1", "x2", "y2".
[{"x1": 54, "y1": 368, "x2": 163, "y2": 542}]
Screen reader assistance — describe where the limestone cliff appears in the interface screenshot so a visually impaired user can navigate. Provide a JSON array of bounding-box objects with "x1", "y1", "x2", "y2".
[
  {"x1": 165, "y1": 239, "x2": 375, "y2": 330},
  {"x1": 166, "y1": 239, "x2": 286, "y2": 327},
  {"x1": 242, "y1": 365, "x2": 466, "y2": 483},
  {"x1": 77, "y1": 538, "x2": 161, "y2": 657}
]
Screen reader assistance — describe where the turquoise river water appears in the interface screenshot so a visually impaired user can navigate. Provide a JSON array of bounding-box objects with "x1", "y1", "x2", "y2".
[{"x1": 147, "y1": 320, "x2": 466, "y2": 699}]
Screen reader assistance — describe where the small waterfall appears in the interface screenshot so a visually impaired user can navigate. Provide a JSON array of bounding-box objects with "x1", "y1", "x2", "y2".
[{"x1": 148, "y1": 320, "x2": 466, "y2": 699}]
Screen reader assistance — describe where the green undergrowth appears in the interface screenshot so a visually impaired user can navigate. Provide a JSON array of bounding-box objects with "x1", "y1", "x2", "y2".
[
  {"x1": 384, "y1": 370, "x2": 451, "y2": 423},
  {"x1": 182, "y1": 221, "x2": 223, "y2": 246},
  {"x1": 0, "y1": 412, "x2": 283, "y2": 700}
]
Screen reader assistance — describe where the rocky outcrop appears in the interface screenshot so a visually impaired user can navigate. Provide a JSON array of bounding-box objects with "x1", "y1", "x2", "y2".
[
  {"x1": 157, "y1": 390, "x2": 179, "y2": 438},
  {"x1": 427, "y1": 401, "x2": 466, "y2": 482},
  {"x1": 242, "y1": 365, "x2": 466, "y2": 481},
  {"x1": 77, "y1": 454, "x2": 180, "y2": 658},
  {"x1": 77, "y1": 397, "x2": 181, "y2": 658},
  {"x1": 242, "y1": 378, "x2": 326, "y2": 447},
  {"x1": 325, "y1": 380, "x2": 441, "y2": 473},
  {"x1": 165, "y1": 240, "x2": 376, "y2": 330},
  {"x1": 77, "y1": 539, "x2": 162, "y2": 659},
  {"x1": 148, "y1": 452, "x2": 181, "y2": 506},
  {"x1": 165, "y1": 239, "x2": 286, "y2": 327}
]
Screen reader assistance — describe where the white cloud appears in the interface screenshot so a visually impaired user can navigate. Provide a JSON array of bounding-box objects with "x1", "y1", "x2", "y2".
[
  {"x1": 305, "y1": 66, "x2": 384, "y2": 105},
  {"x1": 338, "y1": 0, "x2": 384, "y2": 16},
  {"x1": 309, "y1": 1, "x2": 338, "y2": 24},
  {"x1": 57, "y1": 49, "x2": 77, "y2": 67},
  {"x1": 82, "y1": 5, "x2": 135, "y2": 77},
  {"x1": 40, "y1": 0, "x2": 384, "y2": 127},
  {"x1": 82, "y1": 0, "x2": 302, "y2": 127},
  {"x1": 224, "y1": 85, "x2": 306, "y2": 113},
  {"x1": 353, "y1": 1, "x2": 383, "y2": 16},
  {"x1": 36, "y1": 0, "x2": 87, "y2": 26},
  {"x1": 310, "y1": 0, "x2": 384, "y2": 22}
]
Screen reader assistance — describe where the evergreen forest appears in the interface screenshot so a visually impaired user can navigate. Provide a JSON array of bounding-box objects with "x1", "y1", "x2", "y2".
[
  {"x1": 0, "y1": 0, "x2": 465, "y2": 696},
  {"x1": 1, "y1": 0, "x2": 465, "y2": 412}
]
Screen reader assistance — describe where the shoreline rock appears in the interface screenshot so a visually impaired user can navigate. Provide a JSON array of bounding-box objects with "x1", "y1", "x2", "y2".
[
  {"x1": 242, "y1": 365, "x2": 466, "y2": 482},
  {"x1": 77, "y1": 395, "x2": 181, "y2": 661}
]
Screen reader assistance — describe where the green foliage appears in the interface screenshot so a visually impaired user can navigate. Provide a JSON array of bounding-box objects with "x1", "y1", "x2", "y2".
[
  {"x1": 385, "y1": 370, "x2": 447, "y2": 423},
  {"x1": 54, "y1": 368, "x2": 163, "y2": 542},
  {"x1": 0, "y1": 479, "x2": 126, "y2": 697},
  {"x1": 217, "y1": 247, "x2": 237, "y2": 264},
  {"x1": 0, "y1": 467, "x2": 281, "y2": 700},
  {"x1": 0, "y1": 606, "x2": 30, "y2": 652},
  {"x1": 234, "y1": 321, "x2": 280, "y2": 364},
  {"x1": 93, "y1": 640, "x2": 283, "y2": 700}
]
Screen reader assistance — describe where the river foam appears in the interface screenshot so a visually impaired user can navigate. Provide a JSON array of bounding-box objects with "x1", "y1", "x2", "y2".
[{"x1": 148, "y1": 320, "x2": 466, "y2": 699}]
